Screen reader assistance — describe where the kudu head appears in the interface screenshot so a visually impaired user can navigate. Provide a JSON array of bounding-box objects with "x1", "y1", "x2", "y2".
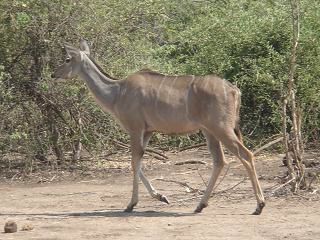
[{"x1": 51, "y1": 40, "x2": 90, "y2": 80}]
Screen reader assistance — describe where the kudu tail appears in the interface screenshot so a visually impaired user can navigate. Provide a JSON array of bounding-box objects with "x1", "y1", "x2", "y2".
[
  {"x1": 234, "y1": 88, "x2": 243, "y2": 143},
  {"x1": 234, "y1": 124, "x2": 243, "y2": 143}
]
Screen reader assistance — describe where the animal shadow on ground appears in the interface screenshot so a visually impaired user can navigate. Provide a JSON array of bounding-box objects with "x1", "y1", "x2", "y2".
[{"x1": 0, "y1": 209, "x2": 196, "y2": 219}]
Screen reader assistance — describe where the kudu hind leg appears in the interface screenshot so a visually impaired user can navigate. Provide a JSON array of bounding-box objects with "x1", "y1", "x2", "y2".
[
  {"x1": 195, "y1": 131, "x2": 226, "y2": 213},
  {"x1": 222, "y1": 131, "x2": 265, "y2": 215}
]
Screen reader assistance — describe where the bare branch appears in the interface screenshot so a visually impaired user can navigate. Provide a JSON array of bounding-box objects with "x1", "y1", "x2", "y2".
[
  {"x1": 214, "y1": 178, "x2": 247, "y2": 195},
  {"x1": 112, "y1": 140, "x2": 169, "y2": 160},
  {"x1": 175, "y1": 160, "x2": 207, "y2": 165},
  {"x1": 253, "y1": 137, "x2": 284, "y2": 155}
]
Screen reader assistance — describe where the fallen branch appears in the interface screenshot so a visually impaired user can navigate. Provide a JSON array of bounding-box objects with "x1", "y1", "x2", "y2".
[
  {"x1": 266, "y1": 177, "x2": 296, "y2": 196},
  {"x1": 175, "y1": 160, "x2": 207, "y2": 165},
  {"x1": 214, "y1": 177, "x2": 247, "y2": 195},
  {"x1": 179, "y1": 143, "x2": 206, "y2": 152},
  {"x1": 175, "y1": 178, "x2": 247, "y2": 204},
  {"x1": 253, "y1": 136, "x2": 284, "y2": 155},
  {"x1": 112, "y1": 140, "x2": 168, "y2": 160},
  {"x1": 152, "y1": 155, "x2": 168, "y2": 161},
  {"x1": 112, "y1": 140, "x2": 129, "y2": 150},
  {"x1": 145, "y1": 147, "x2": 169, "y2": 160}
]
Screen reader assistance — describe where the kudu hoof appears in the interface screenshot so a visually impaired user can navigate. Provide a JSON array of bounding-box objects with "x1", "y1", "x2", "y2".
[
  {"x1": 159, "y1": 194, "x2": 170, "y2": 204},
  {"x1": 124, "y1": 207, "x2": 134, "y2": 213},
  {"x1": 252, "y1": 202, "x2": 266, "y2": 215},
  {"x1": 124, "y1": 204, "x2": 136, "y2": 213},
  {"x1": 194, "y1": 203, "x2": 208, "y2": 213}
]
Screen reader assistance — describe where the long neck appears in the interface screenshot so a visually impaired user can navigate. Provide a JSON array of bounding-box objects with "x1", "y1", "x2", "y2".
[{"x1": 78, "y1": 54, "x2": 119, "y2": 113}]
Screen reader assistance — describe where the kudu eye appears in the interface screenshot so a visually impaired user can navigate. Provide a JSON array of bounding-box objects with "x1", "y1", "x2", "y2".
[{"x1": 65, "y1": 58, "x2": 71, "y2": 63}]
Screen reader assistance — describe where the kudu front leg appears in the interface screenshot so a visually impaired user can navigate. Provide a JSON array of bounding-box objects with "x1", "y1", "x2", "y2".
[
  {"x1": 125, "y1": 133, "x2": 169, "y2": 212},
  {"x1": 139, "y1": 171, "x2": 169, "y2": 204},
  {"x1": 124, "y1": 138, "x2": 143, "y2": 212},
  {"x1": 139, "y1": 132, "x2": 169, "y2": 205}
]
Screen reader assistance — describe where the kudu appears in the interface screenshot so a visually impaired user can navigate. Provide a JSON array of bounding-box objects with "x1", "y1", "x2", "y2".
[{"x1": 51, "y1": 40, "x2": 265, "y2": 215}]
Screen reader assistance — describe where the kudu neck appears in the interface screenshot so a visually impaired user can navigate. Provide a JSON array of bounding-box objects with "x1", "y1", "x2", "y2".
[
  {"x1": 80, "y1": 53, "x2": 116, "y2": 84},
  {"x1": 78, "y1": 53, "x2": 119, "y2": 112}
]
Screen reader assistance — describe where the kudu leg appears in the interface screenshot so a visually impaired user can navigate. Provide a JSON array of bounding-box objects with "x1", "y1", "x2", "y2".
[
  {"x1": 124, "y1": 135, "x2": 143, "y2": 212},
  {"x1": 139, "y1": 132, "x2": 169, "y2": 204},
  {"x1": 220, "y1": 130, "x2": 265, "y2": 215},
  {"x1": 139, "y1": 171, "x2": 169, "y2": 204},
  {"x1": 195, "y1": 131, "x2": 226, "y2": 213},
  {"x1": 125, "y1": 132, "x2": 168, "y2": 212}
]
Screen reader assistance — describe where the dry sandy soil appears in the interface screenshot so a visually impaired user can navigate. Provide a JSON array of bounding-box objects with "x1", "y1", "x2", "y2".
[{"x1": 0, "y1": 150, "x2": 319, "y2": 240}]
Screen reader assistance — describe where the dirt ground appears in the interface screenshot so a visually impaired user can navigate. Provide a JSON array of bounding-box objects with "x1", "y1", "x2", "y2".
[{"x1": 0, "y1": 149, "x2": 319, "y2": 240}]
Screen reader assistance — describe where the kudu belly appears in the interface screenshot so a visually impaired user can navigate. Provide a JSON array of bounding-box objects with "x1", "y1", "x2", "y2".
[{"x1": 143, "y1": 97, "x2": 199, "y2": 134}]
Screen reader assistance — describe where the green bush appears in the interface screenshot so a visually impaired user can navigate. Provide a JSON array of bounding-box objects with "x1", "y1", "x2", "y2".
[{"x1": 0, "y1": 0, "x2": 319, "y2": 165}]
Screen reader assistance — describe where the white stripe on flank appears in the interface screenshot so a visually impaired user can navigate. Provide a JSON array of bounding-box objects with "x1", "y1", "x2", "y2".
[
  {"x1": 155, "y1": 75, "x2": 166, "y2": 120},
  {"x1": 223, "y1": 79, "x2": 228, "y2": 102},
  {"x1": 186, "y1": 75, "x2": 196, "y2": 122},
  {"x1": 167, "y1": 76, "x2": 178, "y2": 99}
]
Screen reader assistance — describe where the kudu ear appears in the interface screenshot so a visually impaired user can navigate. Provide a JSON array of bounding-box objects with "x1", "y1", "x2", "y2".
[
  {"x1": 64, "y1": 42, "x2": 80, "y2": 58},
  {"x1": 79, "y1": 39, "x2": 90, "y2": 55}
]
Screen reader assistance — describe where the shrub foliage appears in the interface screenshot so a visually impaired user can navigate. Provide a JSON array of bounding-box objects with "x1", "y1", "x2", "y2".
[{"x1": 0, "y1": 0, "x2": 319, "y2": 163}]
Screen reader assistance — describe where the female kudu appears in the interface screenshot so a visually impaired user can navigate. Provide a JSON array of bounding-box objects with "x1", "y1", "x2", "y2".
[{"x1": 51, "y1": 40, "x2": 265, "y2": 215}]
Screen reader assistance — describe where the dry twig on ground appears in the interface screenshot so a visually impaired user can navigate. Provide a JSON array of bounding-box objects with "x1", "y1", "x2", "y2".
[
  {"x1": 175, "y1": 160, "x2": 207, "y2": 165},
  {"x1": 112, "y1": 140, "x2": 168, "y2": 161}
]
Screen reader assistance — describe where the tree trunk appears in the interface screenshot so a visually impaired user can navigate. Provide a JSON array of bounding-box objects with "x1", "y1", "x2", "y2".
[
  {"x1": 282, "y1": 0, "x2": 305, "y2": 191},
  {"x1": 72, "y1": 113, "x2": 83, "y2": 161}
]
